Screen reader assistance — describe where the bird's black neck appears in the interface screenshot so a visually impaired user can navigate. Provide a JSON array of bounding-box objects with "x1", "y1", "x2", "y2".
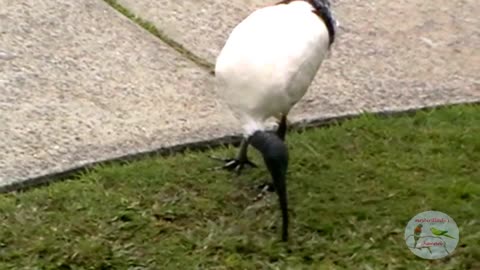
[
  {"x1": 310, "y1": 0, "x2": 336, "y2": 46},
  {"x1": 277, "y1": 0, "x2": 336, "y2": 47},
  {"x1": 249, "y1": 130, "x2": 289, "y2": 241}
]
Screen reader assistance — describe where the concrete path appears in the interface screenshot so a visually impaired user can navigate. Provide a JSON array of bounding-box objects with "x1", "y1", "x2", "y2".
[
  {"x1": 0, "y1": 0, "x2": 238, "y2": 191},
  {"x1": 118, "y1": 0, "x2": 479, "y2": 120},
  {"x1": 1, "y1": 0, "x2": 479, "y2": 191}
]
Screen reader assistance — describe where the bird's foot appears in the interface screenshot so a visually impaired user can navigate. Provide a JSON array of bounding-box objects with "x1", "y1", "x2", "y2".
[
  {"x1": 208, "y1": 156, "x2": 257, "y2": 175},
  {"x1": 253, "y1": 182, "x2": 275, "y2": 201},
  {"x1": 257, "y1": 182, "x2": 275, "y2": 192}
]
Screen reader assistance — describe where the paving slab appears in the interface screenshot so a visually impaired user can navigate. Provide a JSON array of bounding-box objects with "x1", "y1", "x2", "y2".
[
  {"x1": 118, "y1": 0, "x2": 480, "y2": 122},
  {"x1": 0, "y1": 0, "x2": 240, "y2": 190}
]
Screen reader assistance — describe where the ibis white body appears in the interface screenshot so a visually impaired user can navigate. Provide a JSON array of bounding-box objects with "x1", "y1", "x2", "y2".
[{"x1": 215, "y1": 1, "x2": 331, "y2": 136}]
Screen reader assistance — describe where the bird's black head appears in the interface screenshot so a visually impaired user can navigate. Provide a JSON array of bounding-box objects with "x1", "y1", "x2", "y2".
[{"x1": 249, "y1": 130, "x2": 289, "y2": 241}]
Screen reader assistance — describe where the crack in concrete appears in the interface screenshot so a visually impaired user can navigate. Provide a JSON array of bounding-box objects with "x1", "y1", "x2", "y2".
[{"x1": 103, "y1": 0, "x2": 215, "y2": 75}]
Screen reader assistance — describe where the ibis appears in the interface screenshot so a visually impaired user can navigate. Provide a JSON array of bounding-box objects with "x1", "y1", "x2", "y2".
[{"x1": 212, "y1": 0, "x2": 338, "y2": 242}]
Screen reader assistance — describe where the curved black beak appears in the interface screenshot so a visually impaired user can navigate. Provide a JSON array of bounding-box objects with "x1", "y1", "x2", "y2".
[{"x1": 249, "y1": 130, "x2": 289, "y2": 241}]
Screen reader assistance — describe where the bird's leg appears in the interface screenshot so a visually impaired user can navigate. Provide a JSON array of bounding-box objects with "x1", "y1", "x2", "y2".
[{"x1": 209, "y1": 138, "x2": 257, "y2": 175}]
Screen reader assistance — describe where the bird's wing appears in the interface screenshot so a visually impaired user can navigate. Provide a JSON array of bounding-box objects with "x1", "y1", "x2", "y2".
[{"x1": 441, "y1": 233, "x2": 455, "y2": 239}]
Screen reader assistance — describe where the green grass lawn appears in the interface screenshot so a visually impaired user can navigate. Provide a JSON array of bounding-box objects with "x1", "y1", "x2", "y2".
[{"x1": 1, "y1": 105, "x2": 479, "y2": 269}]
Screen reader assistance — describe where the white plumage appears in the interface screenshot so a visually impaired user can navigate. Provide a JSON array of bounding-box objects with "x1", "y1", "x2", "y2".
[{"x1": 215, "y1": 1, "x2": 331, "y2": 136}]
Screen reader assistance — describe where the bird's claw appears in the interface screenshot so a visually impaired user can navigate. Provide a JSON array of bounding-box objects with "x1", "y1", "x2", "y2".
[
  {"x1": 208, "y1": 156, "x2": 257, "y2": 175},
  {"x1": 257, "y1": 182, "x2": 275, "y2": 192},
  {"x1": 253, "y1": 182, "x2": 276, "y2": 202}
]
